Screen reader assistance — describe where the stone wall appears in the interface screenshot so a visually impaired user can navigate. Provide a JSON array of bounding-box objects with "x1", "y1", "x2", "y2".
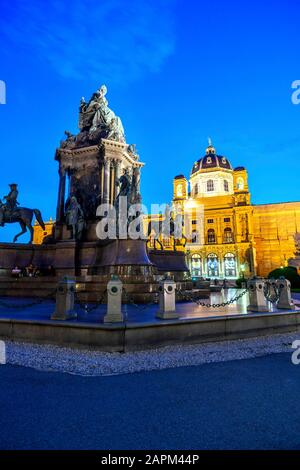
[{"x1": 253, "y1": 202, "x2": 300, "y2": 276}]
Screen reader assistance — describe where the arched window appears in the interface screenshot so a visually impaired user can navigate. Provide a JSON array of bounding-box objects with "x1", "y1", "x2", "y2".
[
  {"x1": 207, "y1": 229, "x2": 216, "y2": 244},
  {"x1": 207, "y1": 179, "x2": 214, "y2": 192},
  {"x1": 191, "y1": 254, "x2": 202, "y2": 277},
  {"x1": 224, "y1": 180, "x2": 229, "y2": 192},
  {"x1": 236, "y1": 177, "x2": 244, "y2": 190},
  {"x1": 194, "y1": 183, "x2": 198, "y2": 196},
  {"x1": 207, "y1": 253, "x2": 219, "y2": 277},
  {"x1": 224, "y1": 227, "x2": 234, "y2": 243},
  {"x1": 224, "y1": 253, "x2": 236, "y2": 277},
  {"x1": 176, "y1": 184, "x2": 183, "y2": 197}
]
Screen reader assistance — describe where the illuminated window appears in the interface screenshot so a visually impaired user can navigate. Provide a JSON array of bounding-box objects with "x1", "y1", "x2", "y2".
[
  {"x1": 207, "y1": 253, "x2": 219, "y2": 277},
  {"x1": 191, "y1": 230, "x2": 198, "y2": 243},
  {"x1": 236, "y1": 177, "x2": 244, "y2": 190},
  {"x1": 224, "y1": 180, "x2": 229, "y2": 192},
  {"x1": 207, "y1": 180, "x2": 214, "y2": 192},
  {"x1": 224, "y1": 227, "x2": 234, "y2": 243},
  {"x1": 207, "y1": 229, "x2": 216, "y2": 244},
  {"x1": 191, "y1": 254, "x2": 202, "y2": 277},
  {"x1": 224, "y1": 253, "x2": 236, "y2": 277}
]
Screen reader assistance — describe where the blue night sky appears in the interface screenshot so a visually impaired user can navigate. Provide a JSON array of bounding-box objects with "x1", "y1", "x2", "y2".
[{"x1": 0, "y1": 0, "x2": 299, "y2": 242}]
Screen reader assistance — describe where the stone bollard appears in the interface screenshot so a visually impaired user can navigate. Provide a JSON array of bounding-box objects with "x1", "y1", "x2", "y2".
[
  {"x1": 276, "y1": 277, "x2": 295, "y2": 310},
  {"x1": 247, "y1": 277, "x2": 270, "y2": 312},
  {"x1": 104, "y1": 275, "x2": 123, "y2": 323},
  {"x1": 51, "y1": 276, "x2": 77, "y2": 320},
  {"x1": 156, "y1": 278, "x2": 179, "y2": 319}
]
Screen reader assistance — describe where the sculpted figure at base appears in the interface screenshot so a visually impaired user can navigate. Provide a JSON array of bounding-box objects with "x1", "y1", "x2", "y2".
[{"x1": 65, "y1": 195, "x2": 85, "y2": 240}]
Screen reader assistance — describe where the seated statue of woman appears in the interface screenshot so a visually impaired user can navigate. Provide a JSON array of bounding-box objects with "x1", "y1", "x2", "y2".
[{"x1": 89, "y1": 85, "x2": 125, "y2": 140}]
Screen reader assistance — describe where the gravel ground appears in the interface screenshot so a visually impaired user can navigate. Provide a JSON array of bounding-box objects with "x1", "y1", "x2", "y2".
[{"x1": 1, "y1": 331, "x2": 299, "y2": 376}]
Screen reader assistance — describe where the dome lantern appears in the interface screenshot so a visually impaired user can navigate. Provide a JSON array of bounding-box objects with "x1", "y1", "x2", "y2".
[{"x1": 206, "y1": 137, "x2": 216, "y2": 155}]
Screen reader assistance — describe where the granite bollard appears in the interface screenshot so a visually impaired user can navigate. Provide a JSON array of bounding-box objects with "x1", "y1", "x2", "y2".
[
  {"x1": 51, "y1": 276, "x2": 77, "y2": 320},
  {"x1": 276, "y1": 277, "x2": 295, "y2": 310},
  {"x1": 104, "y1": 275, "x2": 123, "y2": 323},
  {"x1": 156, "y1": 278, "x2": 179, "y2": 319},
  {"x1": 247, "y1": 277, "x2": 270, "y2": 312}
]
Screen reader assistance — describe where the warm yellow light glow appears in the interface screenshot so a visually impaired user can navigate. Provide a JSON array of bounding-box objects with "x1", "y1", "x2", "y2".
[
  {"x1": 185, "y1": 198, "x2": 197, "y2": 209},
  {"x1": 176, "y1": 184, "x2": 183, "y2": 197}
]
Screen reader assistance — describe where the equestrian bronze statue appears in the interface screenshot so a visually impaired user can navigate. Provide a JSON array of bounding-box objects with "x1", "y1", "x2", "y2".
[{"x1": 0, "y1": 184, "x2": 45, "y2": 243}]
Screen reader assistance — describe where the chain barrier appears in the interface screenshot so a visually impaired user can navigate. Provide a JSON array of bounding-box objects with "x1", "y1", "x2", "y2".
[
  {"x1": 0, "y1": 288, "x2": 57, "y2": 310},
  {"x1": 122, "y1": 287, "x2": 159, "y2": 311},
  {"x1": 177, "y1": 287, "x2": 248, "y2": 308},
  {"x1": 263, "y1": 280, "x2": 282, "y2": 304},
  {"x1": 75, "y1": 289, "x2": 107, "y2": 313}
]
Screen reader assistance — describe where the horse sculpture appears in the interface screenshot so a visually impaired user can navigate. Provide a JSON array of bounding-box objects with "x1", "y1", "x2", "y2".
[{"x1": 0, "y1": 200, "x2": 45, "y2": 243}]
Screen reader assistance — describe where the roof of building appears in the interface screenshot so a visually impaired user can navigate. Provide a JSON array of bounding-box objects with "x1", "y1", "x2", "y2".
[
  {"x1": 191, "y1": 142, "x2": 233, "y2": 175},
  {"x1": 174, "y1": 174, "x2": 186, "y2": 180},
  {"x1": 234, "y1": 166, "x2": 245, "y2": 171}
]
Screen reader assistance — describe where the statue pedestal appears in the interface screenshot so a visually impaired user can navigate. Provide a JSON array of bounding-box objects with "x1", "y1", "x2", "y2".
[
  {"x1": 93, "y1": 238, "x2": 154, "y2": 276},
  {"x1": 54, "y1": 241, "x2": 77, "y2": 276}
]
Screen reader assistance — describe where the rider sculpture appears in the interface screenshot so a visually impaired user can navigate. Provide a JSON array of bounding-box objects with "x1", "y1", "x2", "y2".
[
  {"x1": 0, "y1": 183, "x2": 19, "y2": 226},
  {"x1": 0, "y1": 184, "x2": 45, "y2": 243}
]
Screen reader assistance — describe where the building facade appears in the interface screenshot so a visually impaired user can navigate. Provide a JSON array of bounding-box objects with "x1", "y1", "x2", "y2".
[
  {"x1": 34, "y1": 141, "x2": 300, "y2": 279},
  {"x1": 170, "y1": 141, "x2": 300, "y2": 280}
]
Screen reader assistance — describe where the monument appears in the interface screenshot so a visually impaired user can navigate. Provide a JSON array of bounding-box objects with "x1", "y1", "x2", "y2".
[{"x1": 0, "y1": 85, "x2": 191, "y2": 302}]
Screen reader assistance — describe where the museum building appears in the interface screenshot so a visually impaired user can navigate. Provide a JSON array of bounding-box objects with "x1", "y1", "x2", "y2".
[{"x1": 170, "y1": 141, "x2": 300, "y2": 279}]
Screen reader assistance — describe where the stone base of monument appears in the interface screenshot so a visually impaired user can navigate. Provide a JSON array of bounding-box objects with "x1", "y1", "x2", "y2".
[{"x1": 0, "y1": 241, "x2": 205, "y2": 303}]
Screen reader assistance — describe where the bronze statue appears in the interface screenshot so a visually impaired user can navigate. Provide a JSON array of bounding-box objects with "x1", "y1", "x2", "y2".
[
  {"x1": 0, "y1": 184, "x2": 45, "y2": 243},
  {"x1": 78, "y1": 84, "x2": 125, "y2": 142},
  {"x1": 0, "y1": 183, "x2": 19, "y2": 226},
  {"x1": 65, "y1": 195, "x2": 85, "y2": 240},
  {"x1": 115, "y1": 168, "x2": 131, "y2": 207}
]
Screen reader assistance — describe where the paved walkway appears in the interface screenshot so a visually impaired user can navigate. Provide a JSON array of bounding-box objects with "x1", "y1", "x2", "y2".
[{"x1": 0, "y1": 352, "x2": 299, "y2": 449}]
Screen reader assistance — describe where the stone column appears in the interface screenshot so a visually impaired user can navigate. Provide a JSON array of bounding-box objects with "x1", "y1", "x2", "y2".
[
  {"x1": 109, "y1": 162, "x2": 115, "y2": 205},
  {"x1": 56, "y1": 168, "x2": 66, "y2": 223},
  {"x1": 113, "y1": 160, "x2": 121, "y2": 205},
  {"x1": 103, "y1": 159, "x2": 111, "y2": 205},
  {"x1": 100, "y1": 164, "x2": 104, "y2": 204}
]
